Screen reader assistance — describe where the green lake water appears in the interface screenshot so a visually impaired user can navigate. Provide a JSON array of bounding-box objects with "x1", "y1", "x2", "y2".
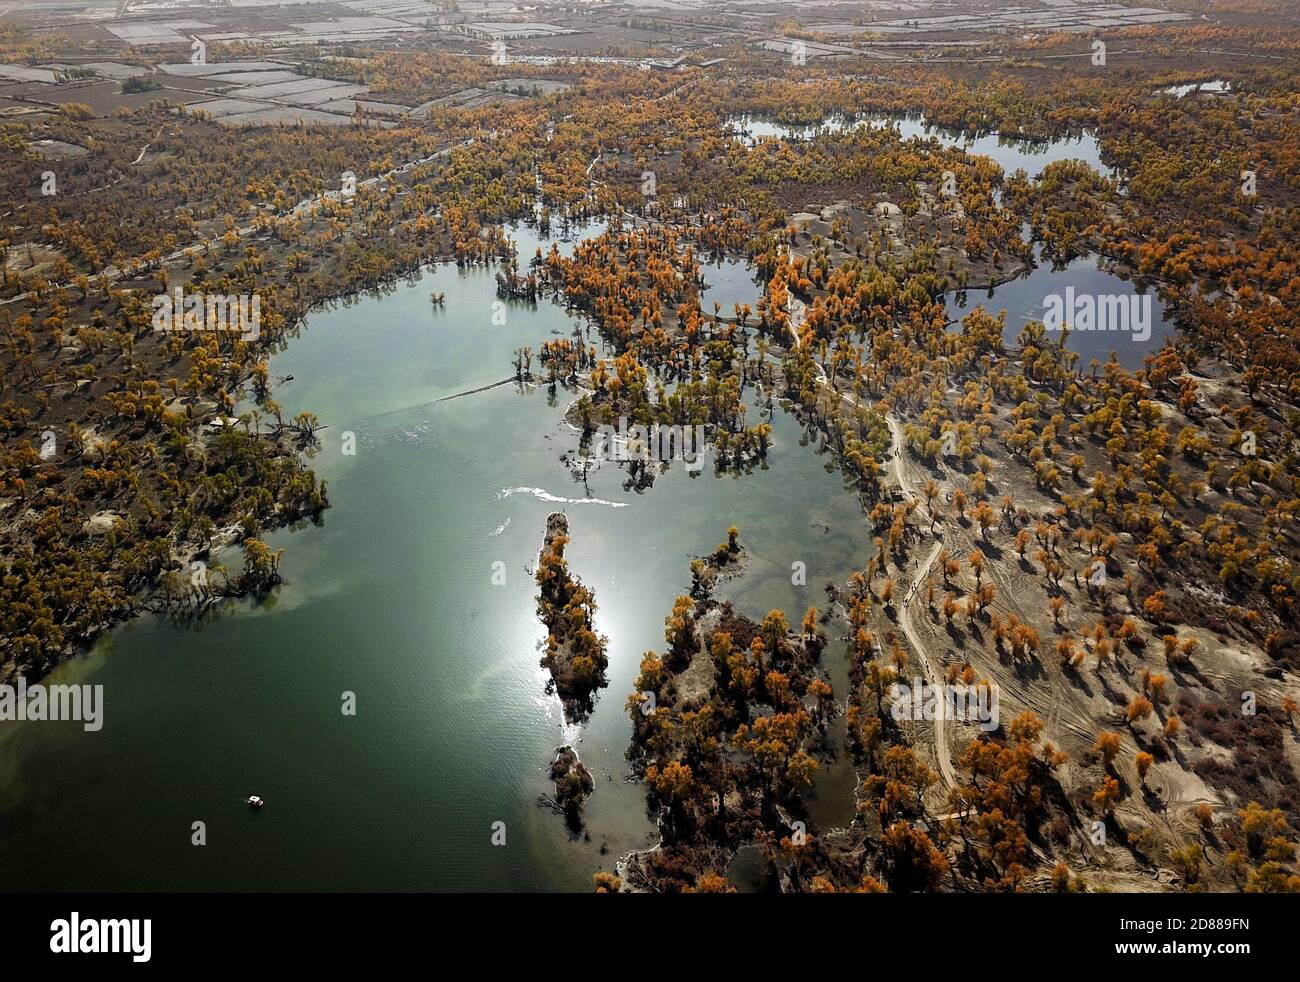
[{"x1": 0, "y1": 227, "x2": 874, "y2": 891}]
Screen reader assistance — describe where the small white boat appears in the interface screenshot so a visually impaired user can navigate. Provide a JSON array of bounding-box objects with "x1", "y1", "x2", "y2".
[{"x1": 246, "y1": 795, "x2": 264, "y2": 809}]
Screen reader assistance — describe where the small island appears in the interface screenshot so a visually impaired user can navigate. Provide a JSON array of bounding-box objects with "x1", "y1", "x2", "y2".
[
  {"x1": 535, "y1": 512, "x2": 609, "y2": 724},
  {"x1": 550, "y1": 745, "x2": 595, "y2": 830}
]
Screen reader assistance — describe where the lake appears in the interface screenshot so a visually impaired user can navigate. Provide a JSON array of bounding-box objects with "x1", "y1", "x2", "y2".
[
  {"x1": 0, "y1": 225, "x2": 873, "y2": 890},
  {"x1": 727, "y1": 113, "x2": 1113, "y2": 180},
  {"x1": 946, "y1": 252, "x2": 1176, "y2": 370}
]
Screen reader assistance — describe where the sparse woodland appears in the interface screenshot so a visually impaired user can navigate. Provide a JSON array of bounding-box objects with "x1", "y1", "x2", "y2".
[{"x1": 2, "y1": 18, "x2": 1299, "y2": 892}]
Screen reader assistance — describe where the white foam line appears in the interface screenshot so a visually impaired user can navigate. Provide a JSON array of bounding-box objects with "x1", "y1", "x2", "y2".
[{"x1": 497, "y1": 487, "x2": 628, "y2": 508}]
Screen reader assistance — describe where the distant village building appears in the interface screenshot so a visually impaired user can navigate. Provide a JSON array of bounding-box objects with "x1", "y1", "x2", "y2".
[{"x1": 645, "y1": 55, "x2": 687, "y2": 72}]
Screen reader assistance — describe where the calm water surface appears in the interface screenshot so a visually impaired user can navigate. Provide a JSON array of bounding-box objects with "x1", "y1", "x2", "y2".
[
  {"x1": 727, "y1": 113, "x2": 1113, "y2": 179},
  {"x1": 946, "y1": 252, "x2": 1176, "y2": 370},
  {"x1": 0, "y1": 227, "x2": 872, "y2": 890}
]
